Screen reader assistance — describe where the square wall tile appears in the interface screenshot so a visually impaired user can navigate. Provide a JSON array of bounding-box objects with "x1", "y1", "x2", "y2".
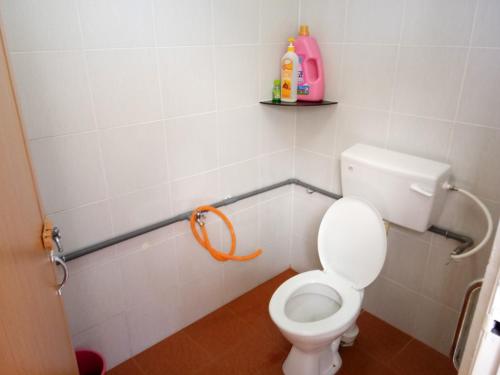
[
  {"x1": 72, "y1": 314, "x2": 131, "y2": 369},
  {"x1": 294, "y1": 149, "x2": 335, "y2": 191},
  {"x1": 261, "y1": 0, "x2": 299, "y2": 43},
  {"x1": 218, "y1": 106, "x2": 260, "y2": 165},
  {"x1": 166, "y1": 113, "x2": 218, "y2": 180},
  {"x1": 179, "y1": 276, "x2": 225, "y2": 326},
  {"x1": 78, "y1": 0, "x2": 154, "y2": 48},
  {"x1": 472, "y1": 0, "x2": 500, "y2": 47},
  {"x1": 110, "y1": 184, "x2": 171, "y2": 236},
  {"x1": 393, "y1": 46, "x2": 467, "y2": 120},
  {"x1": 363, "y1": 276, "x2": 419, "y2": 335},
  {"x1": 49, "y1": 202, "x2": 113, "y2": 253},
  {"x1": 382, "y1": 228, "x2": 430, "y2": 292},
  {"x1": 260, "y1": 150, "x2": 294, "y2": 186},
  {"x1": 448, "y1": 124, "x2": 500, "y2": 201},
  {"x1": 259, "y1": 106, "x2": 295, "y2": 153},
  {"x1": 0, "y1": 0, "x2": 81, "y2": 51},
  {"x1": 402, "y1": 0, "x2": 476, "y2": 46},
  {"x1": 220, "y1": 158, "x2": 260, "y2": 198},
  {"x1": 86, "y1": 49, "x2": 162, "y2": 128},
  {"x1": 125, "y1": 288, "x2": 182, "y2": 356},
  {"x1": 299, "y1": 0, "x2": 347, "y2": 43},
  {"x1": 387, "y1": 114, "x2": 452, "y2": 161},
  {"x1": 119, "y1": 239, "x2": 178, "y2": 308},
  {"x1": 291, "y1": 187, "x2": 334, "y2": 243},
  {"x1": 340, "y1": 45, "x2": 398, "y2": 111},
  {"x1": 413, "y1": 296, "x2": 459, "y2": 355},
  {"x1": 100, "y1": 122, "x2": 167, "y2": 196},
  {"x1": 171, "y1": 170, "x2": 220, "y2": 214},
  {"x1": 344, "y1": 0, "x2": 404, "y2": 43},
  {"x1": 154, "y1": 0, "x2": 212, "y2": 46},
  {"x1": 457, "y1": 48, "x2": 500, "y2": 128},
  {"x1": 335, "y1": 105, "x2": 389, "y2": 157},
  {"x1": 215, "y1": 46, "x2": 259, "y2": 110},
  {"x1": 296, "y1": 107, "x2": 337, "y2": 156},
  {"x1": 291, "y1": 235, "x2": 320, "y2": 272},
  {"x1": 259, "y1": 193, "x2": 292, "y2": 250},
  {"x1": 10, "y1": 51, "x2": 94, "y2": 139},
  {"x1": 63, "y1": 260, "x2": 125, "y2": 335},
  {"x1": 158, "y1": 47, "x2": 216, "y2": 118},
  {"x1": 30, "y1": 133, "x2": 107, "y2": 213},
  {"x1": 213, "y1": 0, "x2": 260, "y2": 45}
]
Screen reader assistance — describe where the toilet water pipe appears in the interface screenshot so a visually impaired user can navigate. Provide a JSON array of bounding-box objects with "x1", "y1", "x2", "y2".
[
  {"x1": 442, "y1": 183, "x2": 493, "y2": 261},
  {"x1": 190, "y1": 205, "x2": 262, "y2": 262}
]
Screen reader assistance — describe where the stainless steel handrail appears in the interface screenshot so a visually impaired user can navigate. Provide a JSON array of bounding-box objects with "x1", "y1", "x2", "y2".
[{"x1": 62, "y1": 178, "x2": 472, "y2": 262}]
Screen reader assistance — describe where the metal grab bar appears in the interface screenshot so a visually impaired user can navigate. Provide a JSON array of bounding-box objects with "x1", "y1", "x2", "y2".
[{"x1": 62, "y1": 178, "x2": 472, "y2": 262}]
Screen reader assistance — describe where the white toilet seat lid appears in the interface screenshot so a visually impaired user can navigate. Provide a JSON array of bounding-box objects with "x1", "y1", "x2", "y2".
[{"x1": 317, "y1": 197, "x2": 387, "y2": 290}]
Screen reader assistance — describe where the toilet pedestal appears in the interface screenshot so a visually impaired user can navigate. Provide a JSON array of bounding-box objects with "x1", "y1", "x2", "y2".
[
  {"x1": 282, "y1": 338, "x2": 342, "y2": 375},
  {"x1": 340, "y1": 324, "x2": 359, "y2": 347}
]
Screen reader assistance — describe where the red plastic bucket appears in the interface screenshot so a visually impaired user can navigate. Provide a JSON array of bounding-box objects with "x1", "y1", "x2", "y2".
[{"x1": 75, "y1": 349, "x2": 106, "y2": 375}]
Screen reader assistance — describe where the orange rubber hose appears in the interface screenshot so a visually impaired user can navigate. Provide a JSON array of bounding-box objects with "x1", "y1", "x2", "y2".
[{"x1": 190, "y1": 205, "x2": 262, "y2": 262}]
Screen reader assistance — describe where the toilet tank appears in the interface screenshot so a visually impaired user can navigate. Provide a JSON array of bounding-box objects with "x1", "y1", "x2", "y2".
[{"x1": 341, "y1": 144, "x2": 451, "y2": 232}]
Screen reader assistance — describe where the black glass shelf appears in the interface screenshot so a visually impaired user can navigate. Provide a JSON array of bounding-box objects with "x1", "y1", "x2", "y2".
[{"x1": 259, "y1": 100, "x2": 338, "y2": 107}]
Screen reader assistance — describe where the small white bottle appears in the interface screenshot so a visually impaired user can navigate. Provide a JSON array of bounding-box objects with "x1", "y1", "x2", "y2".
[{"x1": 280, "y1": 37, "x2": 299, "y2": 103}]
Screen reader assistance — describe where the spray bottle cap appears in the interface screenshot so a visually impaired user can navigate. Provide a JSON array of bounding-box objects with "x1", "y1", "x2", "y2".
[
  {"x1": 299, "y1": 25, "x2": 310, "y2": 36},
  {"x1": 287, "y1": 37, "x2": 295, "y2": 52}
]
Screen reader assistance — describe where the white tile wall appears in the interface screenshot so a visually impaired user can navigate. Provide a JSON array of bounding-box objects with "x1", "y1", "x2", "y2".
[
  {"x1": 471, "y1": 0, "x2": 500, "y2": 48},
  {"x1": 3, "y1": 0, "x2": 500, "y2": 365},
  {"x1": 153, "y1": 0, "x2": 213, "y2": 47},
  {"x1": 290, "y1": 0, "x2": 500, "y2": 356},
  {"x1": 100, "y1": 122, "x2": 167, "y2": 195},
  {"x1": 344, "y1": 0, "x2": 404, "y2": 44},
  {"x1": 214, "y1": 46, "x2": 259, "y2": 110},
  {"x1": 86, "y1": 49, "x2": 162, "y2": 128},
  {"x1": 30, "y1": 132, "x2": 107, "y2": 213},
  {"x1": 77, "y1": 0, "x2": 155, "y2": 49},
  {"x1": 340, "y1": 44, "x2": 398, "y2": 111},
  {"x1": 9, "y1": 51, "x2": 95, "y2": 139},
  {"x1": 402, "y1": 0, "x2": 476, "y2": 46},
  {"x1": 165, "y1": 113, "x2": 218, "y2": 180},
  {"x1": 392, "y1": 46, "x2": 467, "y2": 120},
  {"x1": 0, "y1": 0, "x2": 82, "y2": 51},
  {"x1": 158, "y1": 47, "x2": 216, "y2": 118},
  {"x1": 213, "y1": 0, "x2": 260, "y2": 45}
]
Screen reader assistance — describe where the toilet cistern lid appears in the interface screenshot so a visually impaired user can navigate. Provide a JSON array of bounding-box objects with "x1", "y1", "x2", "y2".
[{"x1": 317, "y1": 197, "x2": 387, "y2": 290}]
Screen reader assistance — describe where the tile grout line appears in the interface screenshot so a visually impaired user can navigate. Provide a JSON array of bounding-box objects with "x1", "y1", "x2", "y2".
[
  {"x1": 444, "y1": 0, "x2": 481, "y2": 163},
  {"x1": 383, "y1": 0, "x2": 408, "y2": 149}
]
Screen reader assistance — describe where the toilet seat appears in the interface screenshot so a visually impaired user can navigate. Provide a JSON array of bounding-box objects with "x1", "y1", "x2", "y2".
[
  {"x1": 269, "y1": 197, "x2": 386, "y2": 338},
  {"x1": 269, "y1": 270, "x2": 362, "y2": 337}
]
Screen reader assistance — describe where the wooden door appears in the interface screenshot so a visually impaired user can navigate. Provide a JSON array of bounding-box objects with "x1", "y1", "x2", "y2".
[{"x1": 0, "y1": 28, "x2": 78, "y2": 375}]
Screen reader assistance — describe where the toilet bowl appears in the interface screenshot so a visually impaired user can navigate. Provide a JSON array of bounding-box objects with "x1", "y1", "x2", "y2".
[{"x1": 269, "y1": 197, "x2": 387, "y2": 375}]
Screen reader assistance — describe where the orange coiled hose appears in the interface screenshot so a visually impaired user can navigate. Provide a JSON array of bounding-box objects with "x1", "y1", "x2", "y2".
[{"x1": 190, "y1": 205, "x2": 262, "y2": 262}]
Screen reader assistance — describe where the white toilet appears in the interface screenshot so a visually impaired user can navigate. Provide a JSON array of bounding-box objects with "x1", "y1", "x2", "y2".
[
  {"x1": 269, "y1": 197, "x2": 387, "y2": 375},
  {"x1": 269, "y1": 144, "x2": 453, "y2": 375}
]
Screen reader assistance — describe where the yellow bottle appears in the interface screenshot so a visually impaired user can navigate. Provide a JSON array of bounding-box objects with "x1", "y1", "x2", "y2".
[{"x1": 280, "y1": 37, "x2": 299, "y2": 103}]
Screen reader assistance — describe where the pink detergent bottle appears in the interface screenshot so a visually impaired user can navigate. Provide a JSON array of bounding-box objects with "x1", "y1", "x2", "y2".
[{"x1": 295, "y1": 25, "x2": 325, "y2": 102}]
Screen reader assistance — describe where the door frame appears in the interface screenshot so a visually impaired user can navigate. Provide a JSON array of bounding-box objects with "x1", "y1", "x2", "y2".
[{"x1": 459, "y1": 222, "x2": 500, "y2": 374}]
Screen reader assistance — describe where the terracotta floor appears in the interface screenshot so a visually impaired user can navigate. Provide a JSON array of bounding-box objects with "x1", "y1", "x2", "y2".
[{"x1": 109, "y1": 269, "x2": 457, "y2": 375}]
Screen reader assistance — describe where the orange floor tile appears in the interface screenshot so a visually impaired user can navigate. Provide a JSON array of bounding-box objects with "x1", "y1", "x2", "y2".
[{"x1": 109, "y1": 269, "x2": 457, "y2": 375}]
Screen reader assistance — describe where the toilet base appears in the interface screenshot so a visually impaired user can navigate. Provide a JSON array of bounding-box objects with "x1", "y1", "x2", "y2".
[
  {"x1": 340, "y1": 324, "x2": 359, "y2": 347},
  {"x1": 282, "y1": 338, "x2": 342, "y2": 375}
]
